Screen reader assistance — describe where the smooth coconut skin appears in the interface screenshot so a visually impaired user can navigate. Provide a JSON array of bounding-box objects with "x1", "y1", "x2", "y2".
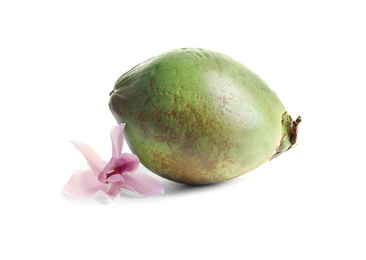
[{"x1": 109, "y1": 48, "x2": 300, "y2": 185}]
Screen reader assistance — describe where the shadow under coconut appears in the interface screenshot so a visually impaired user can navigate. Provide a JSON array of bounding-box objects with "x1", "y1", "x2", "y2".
[
  {"x1": 159, "y1": 177, "x2": 244, "y2": 197},
  {"x1": 119, "y1": 178, "x2": 238, "y2": 199}
]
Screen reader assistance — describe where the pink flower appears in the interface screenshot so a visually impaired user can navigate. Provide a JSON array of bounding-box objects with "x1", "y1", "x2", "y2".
[{"x1": 62, "y1": 124, "x2": 164, "y2": 200}]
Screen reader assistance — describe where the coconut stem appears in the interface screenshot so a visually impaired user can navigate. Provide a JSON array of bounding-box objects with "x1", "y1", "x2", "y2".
[
  {"x1": 270, "y1": 112, "x2": 301, "y2": 160},
  {"x1": 290, "y1": 115, "x2": 302, "y2": 147}
]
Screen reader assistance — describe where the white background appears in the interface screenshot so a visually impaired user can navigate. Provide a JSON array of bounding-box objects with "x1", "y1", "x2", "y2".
[{"x1": 1, "y1": 0, "x2": 365, "y2": 259}]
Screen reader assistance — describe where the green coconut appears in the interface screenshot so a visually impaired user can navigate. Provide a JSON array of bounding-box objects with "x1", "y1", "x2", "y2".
[{"x1": 109, "y1": 48, "x2": 300, "y2": 185}]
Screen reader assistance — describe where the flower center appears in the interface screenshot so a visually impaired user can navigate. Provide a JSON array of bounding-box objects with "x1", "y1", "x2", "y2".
[{"x1": 104, "y1": 165, "x2": 125, "y2": 183}]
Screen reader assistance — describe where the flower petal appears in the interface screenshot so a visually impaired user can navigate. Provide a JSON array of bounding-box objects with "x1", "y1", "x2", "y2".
[
  {"x1": 101, "y1": 183, "x2": 121, "y2": 200},
  {"x1": 102, "y1": 153, "x2": 140, "y2": 178},
  {"x1": 70, "y1": 140, "x2": 106, "y2": 174},
  {"x1": 117, "y1": 153, "x2": 140, "y2": 173},
  {"x1": 110, "y1": 123, "x2": 125, "y2": 158},
  {"x1": 121, "y1": 172, "x2": 165, "y2": 196},
  {"x1": 62, "y1": 169, "x2": 103, "y2": 199}
]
